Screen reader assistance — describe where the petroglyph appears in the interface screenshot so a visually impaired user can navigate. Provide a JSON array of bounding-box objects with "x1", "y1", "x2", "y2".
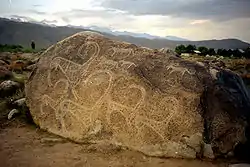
[
  {"x1": 164, "y1": 63, "x2": 199, "y2": 92},
  {"x1": 40, "y1": 38, "x2": 192, "y2": 143},
  {"x1": 117, "y1": 60, "x2": 136, "y2": 70},
  {"x1": 109, "y1": 47, "x2": 134, "y2": 59},
  {"x1": 48, "y1": 42, "x2": 101, "y2": 87}
]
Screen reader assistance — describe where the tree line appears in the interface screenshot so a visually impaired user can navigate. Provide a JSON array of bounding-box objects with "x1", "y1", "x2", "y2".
[{"x1": 175, "y1": 44, "x2": 250, "y2": 59}]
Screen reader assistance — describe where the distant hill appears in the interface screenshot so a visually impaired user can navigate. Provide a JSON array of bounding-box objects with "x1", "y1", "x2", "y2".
[
  {"x1": 0, "y1": 18, "x2": 249, "y2": 50},
  {"x1": 165, "y1": 36, "x2": 189, "y2": 41}
]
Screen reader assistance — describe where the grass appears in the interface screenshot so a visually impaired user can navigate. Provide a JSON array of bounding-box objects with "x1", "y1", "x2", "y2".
[
  {"x1": 0, "y1": 44, "x2": 44, "y2": 53},
  {"x1": 12, "y1": 72, "x2": 28, "y2": 84}
]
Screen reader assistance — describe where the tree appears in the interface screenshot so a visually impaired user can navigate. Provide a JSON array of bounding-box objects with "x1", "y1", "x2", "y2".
[
  {"x1": 232, "y1": 49, "x2": 242, "y2": 58},
  {"x1": 221, "y1": 49, "x2": 230, "y2": 57},
  {"x1": 208, "y1": 48, "x2": 216, "y2": 55},
  {"x1": 31, "y1": 41, "x2": 35, "y2": 50},
  {"x1": 244, "y1": 47, "x2": 250, "y2": 59},
  {"x1": 198, "y1": 46, "x2": 208, "y2": 56},
  {"x1": 175, "y1": 45, "x2": 186, "y2": 54},
  {"x1": 186, "y1": 45, "x2": 196, "y2": 53},
  {"x1": 217, "y1": 49, "x2": 223, "y2": 56}
]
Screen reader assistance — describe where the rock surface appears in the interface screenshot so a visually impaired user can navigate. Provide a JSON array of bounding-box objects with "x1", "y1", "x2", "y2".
[{"x1": 25, "y1": 32, "x2": 250, "y2": 159}]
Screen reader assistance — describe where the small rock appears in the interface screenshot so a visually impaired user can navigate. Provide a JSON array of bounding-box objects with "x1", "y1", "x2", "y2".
[
  {"x1": 159, "y1": 48, "x2": 180, "y2": 57},
  {"x1": 0, "y1": 52, "x2": 12, "y2": 61},
  {"x1": 0, "y1": 59, "x2": 8, "y2": 66},
  {"x1": 8, "y1": 109, "x2": 20, "y2": 120},
  {"x1": 13, "y1": 98, "x2": 26, "y2": 107},
  {"x1": 0, "y1": 66, "x2": 12, "y2": 79},
  {"x1": 203, "y1": 144, "x2": 215, "y2": 159},
  {"x1": 227, "y1": 151, "x2": 234, "y2": 157},
  {"x1": 0, "y1": 80, "x2": 20, "y2": 90},
  {"x1": 229, "y1": 164, "x2": 250, "y2": 167},
  {"x1": 86, "y1": 142, "x2": 122, "y2": 154},
  {"x1": 182, "y1": 133, "x2": 202, "y2": 153},
  {"x1": 41, "y1": 137, "x2": 65, "y2": 143},
  {"x1": 0, "y1": 80, "x2": 20, "y2": 97}
]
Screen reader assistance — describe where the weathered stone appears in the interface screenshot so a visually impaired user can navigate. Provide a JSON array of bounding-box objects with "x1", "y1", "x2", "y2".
[
  {"x1": 0, "y1": 80, "x2": 20, "y2": 97},
  {"x1": 13, "y1": 98, "x2": 26, "y2": 107},
  {"x1": 0, "y1": 66, "x2": 12, "y2": 80},
  {"x1": 159, "y1": 48, "x2": 180, "y2": 58},
  {"x1": 40, "y1": 137, "x2": 65, "y2": 143},
  {"x1": 0, "y1": 52, "x2": 12, "y2": 61},
  {"x1": 25, "y1": 31, "x2": 250, "y2": 159},
  {"x1": 229, "y1": 164, "x2": 250, "y2": 167},
  {"x1": 203, "y1": 144, "x2": 215, "y2": 159},
  {"x1": 0, "y1": 59, "x2": 8, "y2": 66},
  {"x1": 8, "y1": 109, "x2": 19, "y2": 120}
]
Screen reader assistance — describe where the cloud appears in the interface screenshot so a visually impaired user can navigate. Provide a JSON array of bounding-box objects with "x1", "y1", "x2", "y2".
[
  {"x1": 101, "y1": 0, "x2": 250, "y2": 21},
  {"x1": 28, "y1": 9, "x2": 47, "y2": 15},
  {"x1": 9, "y1": 15, "x2": 36, "y2": 22},
  {"x1": 54, "y1": 8, "x2": 128, "y2": 19},
  {"x1": 0, "y1": 0, "x2": 249, "y2": 42},
  {"x1": 41, "y1": 19, "x2": 58, "y2": 24},
  {"x1": 53, "y1": 8, "x2": 135, "y2": 26},
  {"x1": 33, "y1": 4, "x2": 43, "y2": 7},
  {"x1": 190, "y1": 19, "x2": 210, "y2": 25}
]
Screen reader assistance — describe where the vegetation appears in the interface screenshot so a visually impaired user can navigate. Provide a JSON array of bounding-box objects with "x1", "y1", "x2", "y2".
[
  {"x1": 175, "y1": 44, "x2": 250, "y2": 58},
  {"x1": 0, "y1": 44, "x2": 42, "y2": 53}
]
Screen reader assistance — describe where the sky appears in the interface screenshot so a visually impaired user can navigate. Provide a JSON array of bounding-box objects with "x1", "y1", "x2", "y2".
[{"x1": 1, "y1": 0, "x2": 250, "y2": 42}]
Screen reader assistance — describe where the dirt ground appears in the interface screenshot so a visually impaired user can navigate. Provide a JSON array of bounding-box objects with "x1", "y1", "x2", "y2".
[{"x1": 0, "y1": 120, "x2": 232, "y2": 167}]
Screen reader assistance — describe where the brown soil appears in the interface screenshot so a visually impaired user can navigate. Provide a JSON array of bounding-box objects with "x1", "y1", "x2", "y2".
[{"x1": 0, "y1": 120, "x2": 230, "y2": 167}]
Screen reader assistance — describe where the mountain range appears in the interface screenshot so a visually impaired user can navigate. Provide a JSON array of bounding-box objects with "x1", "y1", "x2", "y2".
[{"x1": 0, "y1": 17, "x2": 250, "y2": 50}]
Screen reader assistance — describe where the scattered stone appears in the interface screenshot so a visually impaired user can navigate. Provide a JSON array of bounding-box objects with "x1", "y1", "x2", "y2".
[
  {"x1": 0, "y1": 52, "x2": 12, "y2": 61},
  {"x1": 0, "y1": 80, "x2": 20, "y2": 98},
  {"x1": 25, "y1": 31, "x2": 250, "y2": 159},
  {"x1": 0, "y1": 59, "x2": 8, "y2": 66},
  {"x1": 40, "y1": 137, "x2": 65, "y2": 143},
  {"x1": 0, "y1": 66, "x2": 12, "y2": 80},
  {"x1": 229, "y1": 164, "x2": 250, "y2": 167},
  {"x1": 7, "y1": 109, "x2": 20, "y2": 120},
  {"x1": 203, "y1": 144, "x2": 215, "y2": 159},
  {"x1": 9, "y1": 60, "x2": 26, "y2": 72},
  {"x1": 13, "y1": 98, "x2": 26, "y2": 107},
  {"x1": 159, "y1": 48, "x2": 180, "y2": 57},
  {"x1": 226, "y1": 151, "x2": 234, "y2": 157},
  {"x1": 181, "y1": 133, "x2": 202, "y2": 153},
  {"x1": 181, "y1": 53, "x2": 190, "y2": 57},
  {"x1": 85, "y1": 142, "x2": 122, "y2": 154}
]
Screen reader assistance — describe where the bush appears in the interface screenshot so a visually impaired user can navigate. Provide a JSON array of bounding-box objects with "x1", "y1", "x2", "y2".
[
  {"x1": 175, "y1": 45, "x2": 186, "y2": 54},
  {"x1": 198, "y1": 46, "x2": 209, "y2": 56},
  {"x1": 186, "y1": 45, "x2": 196, "y2": 53}
]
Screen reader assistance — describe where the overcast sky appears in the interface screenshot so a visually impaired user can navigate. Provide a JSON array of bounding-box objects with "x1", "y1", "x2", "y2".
[{"x1": 1, "y1": 0, "x2": 250, "y2": 42}]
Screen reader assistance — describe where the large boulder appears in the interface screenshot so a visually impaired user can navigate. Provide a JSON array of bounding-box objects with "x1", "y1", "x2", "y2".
[{"x1": 25, "y1": 32, "x2": 250, "y2": 159}]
